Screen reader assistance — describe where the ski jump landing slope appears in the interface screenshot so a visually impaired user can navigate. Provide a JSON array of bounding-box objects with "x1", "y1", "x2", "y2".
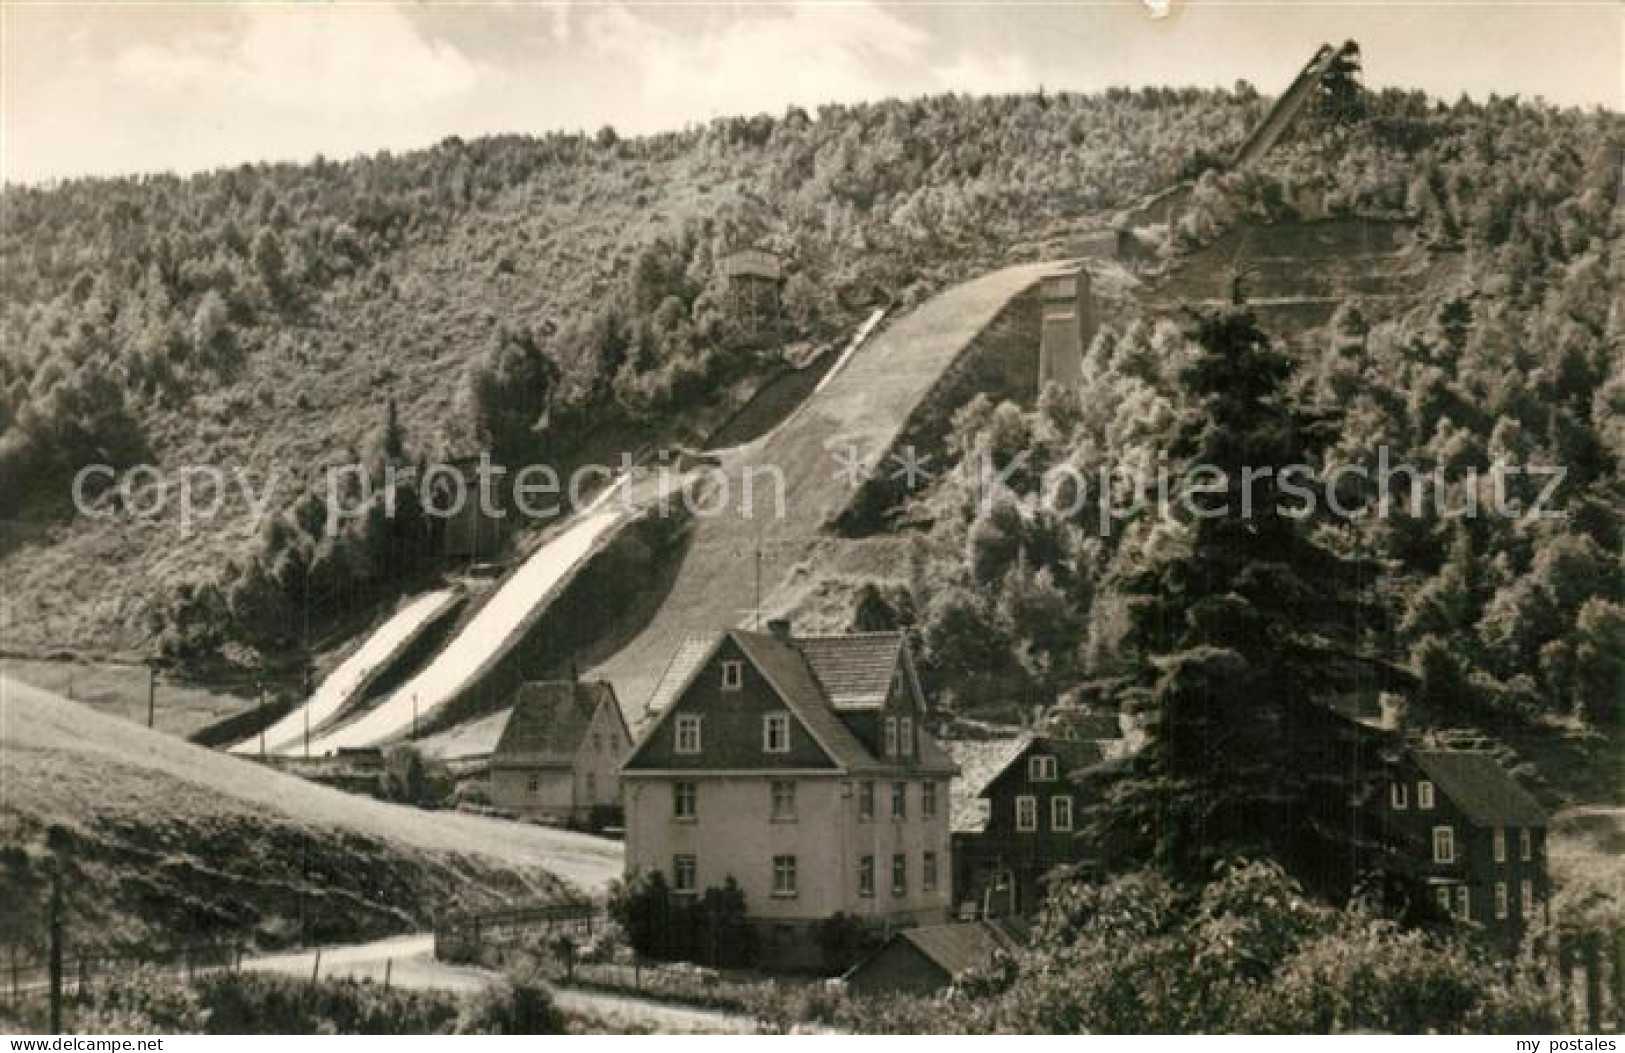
[
  {"x1": 589, "y1": 260, "x2": 1070, "y2": 714},
  {"x1": 231, "y1": 589, "x2": 461, "y2": 757},
  {"x1": 298, "y1": 481, "x2": 666, "y2": 754}
]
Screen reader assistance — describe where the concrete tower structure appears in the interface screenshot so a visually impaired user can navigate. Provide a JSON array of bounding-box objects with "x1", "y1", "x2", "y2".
[{"x1": 1038, "y1": 265, "x2": 1094, "y2": 392}]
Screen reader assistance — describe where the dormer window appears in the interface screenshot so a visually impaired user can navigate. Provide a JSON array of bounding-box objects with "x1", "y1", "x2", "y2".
[
  {"x1": 884, "y1": 717, "x2": 898, "y2": 757},
  {"x1": 1390, "y1": 782, "x2": 1408, "y2": 810},
  {"x1": 1418, "y1": 780, "x2": 1436, "y2": 810},
  {"x1": 899, "y1": 717, "x2": 914, "y2": 757},
  {"x1": 676, "y1": 714, "x2": 702, "y2": 754},
  {"x1": 1030, "y1": 755, "x2": 1058, "y2": 782},
  {"x1": 721, "y1": 661, "x2": 744, "y2": 691}
]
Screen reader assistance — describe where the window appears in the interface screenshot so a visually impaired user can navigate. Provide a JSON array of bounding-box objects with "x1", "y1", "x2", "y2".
[
  {"x1": 1016, "y1": 795, "x2": 1038, "y2": 832},
  {"x1": 858, "y1": 781, "x2": 875, "y2": 822},
  {"x1": 585, "y1": 772, "x2": 597, "y2": 801},
  {"x1": 763, "y1": 713, "x2": 790, "y2": 753},
  {"x1": 899, "y1": 717, "x2": 914, "y2": 757},
  {"x1": 526, "y1": 774, "x2": 540, "y2": 793},
  {"x1": 1390, "y1": 782, "x2": 1408, "y2": 810},
  {"x1": 1051, "y1": 795, "x2": 1074, "y2": 832},
  {"x1": 592, "y1": 734, "x2": 602, "y2": 752},
  {"x1": 1519, "y1": 828, "x2": 1532, "y2": 861},
  {"x1": 673, "y1": 781, "x2": 697, "y2": 819},
  {"x1": 884, "y1": 717, "x2": 898, "y2": 757},
  {"x1": 1432, "y1": 825, "x2": 1455, "y2": 864},
  {"x1": 1493, "y1": 827, "x2": 1506, "y2": 863},
  {"x1": 675, "y1": 714, "x2": 702, "y2": 754},
  {"x1": 1521, "y1": 879, "x2": 1534, "y2": 918},
  {"x1": 1435, "y1": 886, "x2": 1452, "y2": 913},
  {"x1": 721, "y1": 660, "x2": 743, "y2": 690},
  {"x1": 891, "y1": 781, "x2": 907, "y2": 820},
  {"x1": 673, "y1": 854, "x2": 697, "y2": 894},
  {"x1": 858, "y1": 855, "x2": 875, "y2": 897},
  {"x1": 892, "y1": 853, "x2": 907, "y2": 896},
  {"x1": 1494, "y1": 882, "x2": 1508, "y2": 920},
  {"x1": 1029, "y1": 755, "x2": 1058, "y2": 782},
  {"x1": 772, "y1": 855, "x2": 798, "y2": 897},
  {"x1": 923, "y1": 851, "x2": 939, "y2": 892},
  {"x1": 771, "y1": 780, "x2": 797, "y2": 822},
  {"x1": 1417, "y1": 780, "x2": 1436, "y2": 810},
  {"x1": 921, "y1": 781, "x2": 938, "y2": 819},
  {"x1": 1454, "y1": 885, "x2": 1470, "y2": 920}
]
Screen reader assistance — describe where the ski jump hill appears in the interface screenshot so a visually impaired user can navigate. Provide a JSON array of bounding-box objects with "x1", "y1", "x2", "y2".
[
  {"x1": 241, "y1": 39, "x2": 1380, "y2": 752},
  {"x1": 587, "y1": 260, "x2": 1071, "y2": 715},
  {"x1": 242, "y1": 260, "x2": 1070, "y2": 752}
]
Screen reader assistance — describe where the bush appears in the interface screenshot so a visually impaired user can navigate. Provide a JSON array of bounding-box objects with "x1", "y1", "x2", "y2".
[
  {"x1": 812, "y1": 862, "x2": 1564, "y2": 1034},
  {"x1": 457, "y1": 971, "x2": 565, "y2": 1034},
  {"x1": 608, "y1": 870, "x2": 753, "y2": 967}
]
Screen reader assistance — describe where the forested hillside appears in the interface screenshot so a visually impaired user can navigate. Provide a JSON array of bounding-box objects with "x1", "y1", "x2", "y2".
[
  {"x1": 884, "y1": 93, "x2": 1625, "y2": 753},
  {"x1": 0, "y1": 87, "x2": 1257, "y2": 659},
  {"x1": 1, "y1": 86, "x2": 1620, "y2": 758}
]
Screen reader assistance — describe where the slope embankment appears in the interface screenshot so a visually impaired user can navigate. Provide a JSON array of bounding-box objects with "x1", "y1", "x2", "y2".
[{"x1": 1, "y1": 677, "x2": 621, "y2": 951}]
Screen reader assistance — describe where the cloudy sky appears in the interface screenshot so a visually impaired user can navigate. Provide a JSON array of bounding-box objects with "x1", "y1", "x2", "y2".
[{"x1": 3, "y1": 1, "x2": 1619, "y2": 184}]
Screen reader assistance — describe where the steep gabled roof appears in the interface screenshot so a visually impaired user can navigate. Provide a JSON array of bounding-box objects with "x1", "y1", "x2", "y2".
[
  {"x1": 622, "y1": 629, "x2": 957, "y2": 776},
  {"x1": 978, "y1": 735, "x2": 1110, "y2": 800},
  {"x1": 730, "y1": 630, "x2": 890, "y2": 773},
  {"x1": 1412, "y1": 750, "x2": 1548, "y2": 828},
  {"x1": 943, "y1": 737, "x2": 1029, "y2": 833},
  {"x1": 796, "y1": 632, "x2": 908, "y2": 708},
  {"x1": 848, "y1": 921, "x2": 1020, "y2": 984},
  {"x1": 643, "y1": 632, "x2": 722, "y2": 717},
  {"x1": 492, "y1": 681, "x2": 622, "y2": 768}
]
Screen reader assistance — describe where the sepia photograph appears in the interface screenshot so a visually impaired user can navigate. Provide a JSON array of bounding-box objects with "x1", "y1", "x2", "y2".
[{"x1": 0, "y1": 0, "x2": 1621, "y2": 1039}]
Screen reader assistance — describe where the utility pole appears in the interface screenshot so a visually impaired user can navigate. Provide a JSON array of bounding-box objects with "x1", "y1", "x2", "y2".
[
  {"x1": 754, "y1": 545, "x2": 763, "y2": 630},
  {"x1": 47, "y1": 865, "x2": 62, "y2": 1033},
  {"x1": 257, "y1": 681, "x2": 266, "y2": 760},
  {"x1": 145, "y1": 662, "x2": 157, "y2": 729}
]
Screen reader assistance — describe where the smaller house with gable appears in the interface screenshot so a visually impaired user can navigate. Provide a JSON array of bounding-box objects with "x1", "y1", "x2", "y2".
[
  {"x1": 489, "y1": 680, "x2": 630, "y2": 829},
  {"x1": 843, "y1": 919, "x2": 1022, "y2": 997},
  {"x1": 951, "y1": 733, "x2": 1115, "y2": 918},
  {"x1": 1378, "y1": 748, "x2": 1549, "y2": 944}
]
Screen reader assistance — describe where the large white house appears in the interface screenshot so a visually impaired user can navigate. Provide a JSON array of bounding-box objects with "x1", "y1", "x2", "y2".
[{"x1": 620, "y1": 622, "x2": 958, "y2": 968}]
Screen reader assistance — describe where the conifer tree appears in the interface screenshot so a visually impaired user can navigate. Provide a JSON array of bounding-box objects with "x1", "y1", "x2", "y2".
[{"x1": 1094, "y1": 308, "x2": 1406, "y2": 896}]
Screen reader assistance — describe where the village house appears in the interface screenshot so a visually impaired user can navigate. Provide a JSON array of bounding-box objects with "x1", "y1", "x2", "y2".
[
  {"x1": 1379, "y1": 748, "x2": 1549, "y2": 944},
  {"x1": 489, "y1": 680, "x2": 630, "y2": 829},
  {"x1": 843, "y1": 919, "x2": 1022, "y2": 997},
  {"x1": 951, "y1": 731, "x2": 1117, "y2": 918},
  {"x1": 620, "y1": 622, "x2": 958, "y2": 968}
]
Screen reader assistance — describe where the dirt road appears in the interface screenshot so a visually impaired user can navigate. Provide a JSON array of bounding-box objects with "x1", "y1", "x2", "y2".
[{"x1": 243, "y1": 934, "x2": 757, "y2": 1033}]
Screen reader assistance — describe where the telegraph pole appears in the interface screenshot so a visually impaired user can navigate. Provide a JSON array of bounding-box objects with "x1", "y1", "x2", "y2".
[
  {"x1": 257, "y1": 681, "x2": 266, "y2": 760},
  {"x1": 145, "y1": 662, "x2": 156, "y2": 729},
  {"x1": 47, "y1": 865, "x2": 62, "y2": 1033}
]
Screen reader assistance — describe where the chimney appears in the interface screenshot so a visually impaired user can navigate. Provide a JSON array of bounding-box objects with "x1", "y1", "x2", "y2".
[{"x1": 766, "y1": 617, "x2": 792, "y2": 641}]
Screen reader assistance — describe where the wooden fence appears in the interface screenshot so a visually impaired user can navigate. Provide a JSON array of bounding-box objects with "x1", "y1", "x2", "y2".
[
  {"x1": 2, "y1": 943, "x2": 243, "y2": 1011},
  {"x1": 432, "y1": 901, "x2": 601, "y2": 963},
  {"x1": 1553, "y1": 929, "x2": 1624, "y2": 1034}
]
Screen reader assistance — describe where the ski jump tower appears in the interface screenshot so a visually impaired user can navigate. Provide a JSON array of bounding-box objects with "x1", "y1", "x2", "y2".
[{"x1": 1038, "y1": 264, "x2": 1095, "y2": 392}]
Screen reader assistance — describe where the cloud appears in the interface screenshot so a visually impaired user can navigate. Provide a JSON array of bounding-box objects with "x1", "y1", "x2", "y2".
[
  {"x1": 112, "y1": 6, "x2": 486, "y2": 116},
  {"x1": 578, "y1": 1, "x2": 1035, "y2": 128}
]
